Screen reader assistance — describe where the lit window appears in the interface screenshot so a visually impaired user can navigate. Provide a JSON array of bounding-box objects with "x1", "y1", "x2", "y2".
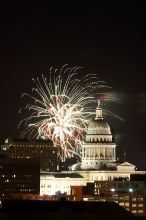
[
  {"x1": 137, "y1": 210, "x2": 143, "y2": 213},
  {"x1": 137, "y1": 197, "x2": 143, "y2": 201},
  {"x1": 132, "y1": 204, "x2": 136, "y2": 207},
  {"x1": 138, "y1": 204, "x2": 143, "y2": 207},
  {"x1": 119, "y1": 196, "x2": 124, "y2": 200},
  {"x1": 112, "y1": 194, "x2": 118, "y2": 198}
]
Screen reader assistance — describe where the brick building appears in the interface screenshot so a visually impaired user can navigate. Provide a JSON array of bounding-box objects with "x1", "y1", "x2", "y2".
[{"x1": 71, "y1": 181, "x2": 146, "y2": 216}]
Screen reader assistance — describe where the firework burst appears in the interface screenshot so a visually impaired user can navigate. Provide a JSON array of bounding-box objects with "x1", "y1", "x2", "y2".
[
  {"x1": 19, "y1": 65, "x2": 123, "y2": 161},
  {"x1": 19, "y1": 65, "x2": 108, "y2": 161}
]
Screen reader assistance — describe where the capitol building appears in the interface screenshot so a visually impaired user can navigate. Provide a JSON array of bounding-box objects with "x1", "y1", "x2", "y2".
[{"x1": 40, "y1": 104, "x2": 146, "y2": 196}]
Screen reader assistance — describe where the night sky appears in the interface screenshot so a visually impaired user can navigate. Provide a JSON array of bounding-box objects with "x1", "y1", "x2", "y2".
[{"x1": 0, "y1": 5, "x2": 146, "y2": 169}]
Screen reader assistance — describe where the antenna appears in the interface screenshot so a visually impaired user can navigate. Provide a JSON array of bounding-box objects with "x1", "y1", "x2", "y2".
[{"x1": 123, "y1": 147, "x2": 126, "y2": 162}]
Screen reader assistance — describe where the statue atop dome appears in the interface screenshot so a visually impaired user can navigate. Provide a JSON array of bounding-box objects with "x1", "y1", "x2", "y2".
[
  {"x1": 95, "y1": 99, "x2": 103, "y2": 120},
  {"x1": 97, "y1": 99, "x2": 101, "y2": 108}
]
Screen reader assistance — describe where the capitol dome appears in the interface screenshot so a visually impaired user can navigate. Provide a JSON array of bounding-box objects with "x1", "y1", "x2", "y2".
[
  {"x1": 85, "y1": 103, "x2": 113, "y2": 143},
  {"x1": 87, "y1": 119, "x2": 111, "y2": 135}
]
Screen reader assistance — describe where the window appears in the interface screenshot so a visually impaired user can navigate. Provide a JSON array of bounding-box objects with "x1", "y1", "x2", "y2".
[
  {"x1": 119, "y1": 202, "x2": 124, "y2": 206},
  {"x1": 137, "y1": 197, "x2": 143, "y2": 201},
  {"x1": 132, "y1": 204, "x2": 136, "y2": 207},
  {"x1": 125, "y1": 202, "x2": 129, "y2": 207},
  {"x1": 119, "y1": 196, "x2": 124, "y2": 200},
  {"x1": 132, "y1": 210, "x2": 136, "y2": 214},
  {"x1": 112, "y1": 194, "x2": 118, "y2": 198},
  {"x1": 83, "y1": 198, "x2": 88, "y2": 201},
  {"x1": 132, "y1": 198, "x2": 136, "y2": 201},
  {"x1": 138, "y1": 204, "x2": 143, "y2": 207},
  {"x1": 137, "y1": 210, "x2": 143, "y2": 213}
]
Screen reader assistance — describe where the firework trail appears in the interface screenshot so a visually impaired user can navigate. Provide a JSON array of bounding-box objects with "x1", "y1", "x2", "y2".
[{"x1": 19, "y1": 65, "x2": 109, "y2": 161}]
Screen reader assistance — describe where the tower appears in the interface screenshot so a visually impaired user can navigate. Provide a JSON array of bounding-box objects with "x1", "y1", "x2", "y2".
[{"x1": 81, "y1": 101, "x2": 116, "y2": 170}]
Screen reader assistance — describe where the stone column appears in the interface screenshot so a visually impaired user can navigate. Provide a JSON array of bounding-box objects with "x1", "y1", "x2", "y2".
[
  {"x1": 99, "y1": 147, "x2": 100, "y2": 159},
  {"x1": 114, "y1": 147, "x2": 116, "y2": 160},
  {"x1": 94, "y1": 147, "x2": 96, "y2": 159}
]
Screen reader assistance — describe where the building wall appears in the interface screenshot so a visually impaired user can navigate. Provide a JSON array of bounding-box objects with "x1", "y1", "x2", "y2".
[
  {"x1": 0, "y1": 158, "x2": 40, "y2": 198},
  {"x1": 40, "y1": 174, "x2": 87, "y2": 195},
  {"x1": 71, "y1": 186, "x2": 83, "y2": 201},
  {"x1": 75, "y1": 171, "x2": 130, "y2": 181},
  {"x1": 1, "y1": 138, "x2": 57, "y2": 171},
  {"x1": 94, "y1": 180, "x2": 146, "y2": 194},
  {"x1": 77, "y1": 170, "x2": 146, "y2": 182}
]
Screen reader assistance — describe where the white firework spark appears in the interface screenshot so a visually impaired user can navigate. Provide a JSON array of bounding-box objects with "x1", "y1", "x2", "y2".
[{"x1": 19, "y1": 65, "x2": 107, "y2": 161}]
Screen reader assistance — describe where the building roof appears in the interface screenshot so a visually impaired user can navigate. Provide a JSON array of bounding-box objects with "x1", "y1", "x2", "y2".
[
  {"x1": 117, "y1": 162, "x2": 136, "y2": 167},
  {"x1": 41, "y1": 172, "x2": 83, "y2": 178},
  {"x1": 3, "y1": 137, "x2": 53, "y2": 145}
]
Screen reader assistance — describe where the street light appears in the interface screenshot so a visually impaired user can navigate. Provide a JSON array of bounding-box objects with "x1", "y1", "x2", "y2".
[
  {"x1": 128, "y1": 188, "x2": 133, "y2": 193},
  {"x1": 111, "y1": 188, "x2": 115, "y2": 192}
]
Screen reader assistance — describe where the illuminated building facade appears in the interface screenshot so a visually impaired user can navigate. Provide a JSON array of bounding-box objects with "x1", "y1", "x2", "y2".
[
  {"x1": 1, "y1": 138, "x2": 57, "y2": 172},
  {"x1": 40, "y1": 172, "x2": 86, "y2": 196}
]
